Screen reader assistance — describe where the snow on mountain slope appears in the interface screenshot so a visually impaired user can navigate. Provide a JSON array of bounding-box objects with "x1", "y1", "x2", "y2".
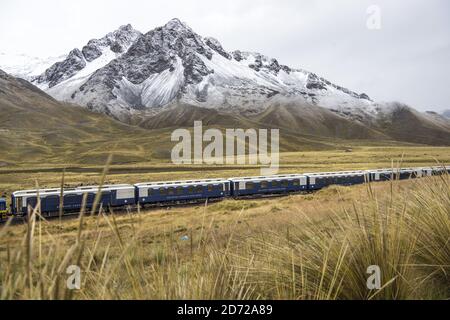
[
  {"x1": 6, "y1": 19, "x2": 439, "y2": 128},
  {"x1": 34, "y1": 24, "x2": 141, "y2": 91},
  {"x1": 34, "y1": 18, "x2": 373, "y2": 121},
  {"x1": 3, "y1": 18, "x2": 449, "y2": 145},
  {"x1": 113, "y1": 56, "x2": 185, "y2": 113},
  {"x1": 44, "y1": 47, "x2": 128, "y2": 100},
  {"x1": 182, "y1": 51, "x2": 376, "y2": 119},
  {"x1": 0, "y1": 53, "x2": 66, "y2": 80}
]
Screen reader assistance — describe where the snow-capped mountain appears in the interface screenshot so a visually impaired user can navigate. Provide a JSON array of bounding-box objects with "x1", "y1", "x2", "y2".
[
  {"x1": 0, "y1": 53, "x2": 66, "y2": 80},
  {"x1": 2, "y1": 18, "x2": 449, "y2": 145},
  {"x1": 1, "y1": 18, "x2": 449, "y2": 145},
  {"x1": 33, "y1": 24, "x2": 141, "y2": 102},
  {"x1": 7, "y1": 18, "x2": 375, "y2": 121}
]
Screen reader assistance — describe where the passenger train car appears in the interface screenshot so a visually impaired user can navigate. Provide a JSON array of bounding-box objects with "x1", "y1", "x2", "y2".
[
  {"x1": 11, "y1": 184, "x2": 135, "y2": 216},
  {"x1": 135, "y1": 178, "x2": 230, "y2": 205},
  {"x1": 304, "y1": 170, "x2": 368, "y2": 190},
  {"x1": 229, "y1": 174, "x2": 307, "y2": 197},
  {"x1": 1, "y1": 166, "x2": 448, "y2": 220}
]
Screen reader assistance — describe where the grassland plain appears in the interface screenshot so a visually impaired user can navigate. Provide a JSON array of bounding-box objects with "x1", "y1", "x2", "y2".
[
  {"x1": 1, "y1": 146, "x2": 450, "y2": 198},
  {"x1": 1, "y1": 71, "x2": 449, "y2": 299},
  {"x1": 0, "y1": 172, "x2": 448, "y2": 299}
]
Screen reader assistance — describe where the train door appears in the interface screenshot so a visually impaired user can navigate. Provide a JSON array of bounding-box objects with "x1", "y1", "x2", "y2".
[
  {"x1": 100, "y1": 191, "x2": 112, "y2": 208},
  {"x1": 15, "y1": 197, "x2": 23, "y2": 214}
]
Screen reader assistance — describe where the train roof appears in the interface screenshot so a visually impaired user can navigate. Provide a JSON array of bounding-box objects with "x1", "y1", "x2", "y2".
[
  {"x1": 420, "y1": 166, "x2": 447, "y2": 170},
  {"x1": 365, "y1": 168, "x2": 394, "y2": 172},
  {"x1": 12, "y1": 184, "x2": 134, "y2": 197},
  {"x1": 228, "y1": 174, "x2": 307, "y2": 182},
  {"x1": 134, "y1": 178, "x2": 229, "y2": 188},
  {"x1": 304, "y1": 170, "x2": 368, "y2": 177}
]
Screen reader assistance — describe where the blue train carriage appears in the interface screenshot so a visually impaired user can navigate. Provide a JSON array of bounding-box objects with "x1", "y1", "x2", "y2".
[
  {"x1": 393, "y1": 168, "x2": 423, "y2": 180},
  {"x1": 134, "y1": 178, "x2": 231, "y2": 205},
  {"x1": 306, "y1": 170, "x2": 369, "y2": 190},
  {"x1": 421, "y1": 166, "x2": 449, "y2": 176},
  {"x1": 10, "y1": 184, "x2": 136, "y2": 216},
  {"x1": 229, "y1": 174, "x2": 308, "y2": 197},
  {"x1": 0, "y1": 197, "x2": 7, "y2": 220}
]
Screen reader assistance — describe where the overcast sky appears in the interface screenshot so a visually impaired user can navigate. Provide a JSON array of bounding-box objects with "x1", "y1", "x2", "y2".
[{"x1": 1, "y1": 0, "x2": 449, "y2": 111}]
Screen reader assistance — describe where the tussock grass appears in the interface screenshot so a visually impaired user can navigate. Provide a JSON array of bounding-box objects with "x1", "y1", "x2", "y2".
[{"x1": 0, "y1": 174, "x2": 448, "y2": 300}]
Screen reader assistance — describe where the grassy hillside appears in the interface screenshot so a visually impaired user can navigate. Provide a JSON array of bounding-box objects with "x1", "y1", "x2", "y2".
[
  {"x1": 256, "y1": 100, "x2": 387, "y2": 140},
  {"x1": 0, "y1": 71, "x2": 389, "y2": 167},
  {"x1": 375, "y1": 104, "x2": 450, "y2": 145},
  {"x1": 2, "y1": 70, "x2": 450, "y2": 171}
]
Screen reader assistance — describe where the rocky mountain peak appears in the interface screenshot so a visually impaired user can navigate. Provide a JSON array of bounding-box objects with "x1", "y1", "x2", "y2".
[
  {"x1": 0, "y1": 68, "x2": 10, "y2": 79},
  {"x1": 27, "y1": 18, "x2": 377, "y2": 121},
  {"x1": 82, "y1": 24, "x2": 141, "y2": 61},
  {"x1": 34, "y1": 24, "x2": 141, "y2": 87},
  {"x1": 204, "y1": 37, "x2": 231, "y2": 59},
  {"x1": 163, "y1": 18, "x2": 192, "y2": 33},
  {"x1": 37, "y1": 48, "x2": 86, "y2": 87}
]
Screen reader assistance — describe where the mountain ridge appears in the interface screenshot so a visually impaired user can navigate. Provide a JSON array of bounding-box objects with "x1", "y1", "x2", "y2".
[
  {"x1": 4, "y1": 19, "x2": 376, "y2": 120},
  {"x1": 0, "y1": 19, "x2": 449, "y2": 146}
]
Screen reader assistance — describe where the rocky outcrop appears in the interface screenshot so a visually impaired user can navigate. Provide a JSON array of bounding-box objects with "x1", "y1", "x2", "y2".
[
  {"x1": 35, "y1": 24, "x2": 141, "y2": 87},
  {"x1": 36, "y1": 49, "x2": 86, "y2": 87}
]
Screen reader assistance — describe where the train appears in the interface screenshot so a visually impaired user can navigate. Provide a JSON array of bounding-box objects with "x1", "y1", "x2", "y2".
[{"x1": 1, "y1": 166, "x2": 448, "y2": 221}]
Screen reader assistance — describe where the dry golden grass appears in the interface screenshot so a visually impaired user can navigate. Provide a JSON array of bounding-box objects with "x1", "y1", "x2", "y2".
[
  {"x1": 1, "y1": 146, "x2": 449, "y2": 202},
  {"x1": 0, "y1": 173, "x2": 448, "y2": 300}
]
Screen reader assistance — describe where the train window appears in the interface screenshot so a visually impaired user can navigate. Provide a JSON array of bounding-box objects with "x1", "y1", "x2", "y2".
[
  {"x1": 159, "y1": 188, "x2": 167, "y2": 195},
  {"x1": 281, "y1": 180, "x2": 289, "y2": 187},
  {"x1": 148, "y1": 189, "x2": 153, "y2": 196},
  {"x1": 246, "y1": 182, "x2": 254, "y2": 190},
  {"x1": 176, "y1": 187, "x2": 184, "y2": 195},
  {"x1": 293, "y1": 179, "x2": 300, "y2": 186},
  {"x1": 261, "y1": 181, "x2": 268, "y2": 188},
  {"x1": 195, "y1": 186, "x2": 203, "y2": 193},
  {"x1": 188, "y1": 186, "x2": 194, "y2": 194},
  {"x1": 168, "y1": 188, "x2": 175, "y2": 195},
  {"x1": 271, "y1": 181, "x2": 279, "y2": 188},
  {"x1": 207, "y1": 185, "x2": 214, "y2": 192}
]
